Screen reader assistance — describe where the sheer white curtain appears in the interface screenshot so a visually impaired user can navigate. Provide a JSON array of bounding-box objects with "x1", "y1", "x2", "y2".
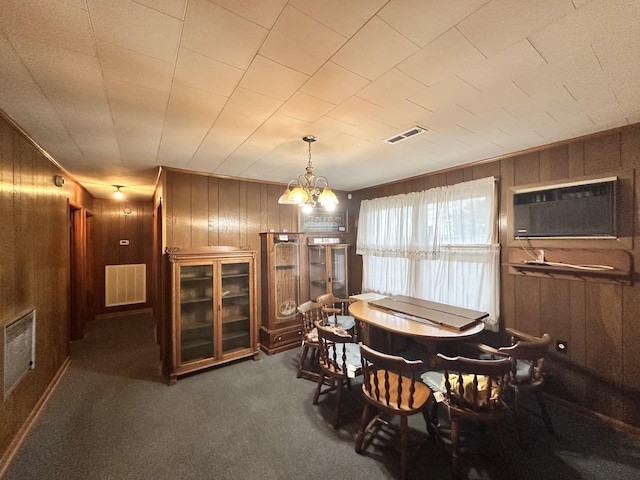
[{"x1": 357, "y1": 177, "x2": 500, "y2": 330}]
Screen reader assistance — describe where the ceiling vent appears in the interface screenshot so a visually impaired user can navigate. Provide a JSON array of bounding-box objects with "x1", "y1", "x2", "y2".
[{"x1": 383, "y1": 126, "x2": 427, "y2": 144}]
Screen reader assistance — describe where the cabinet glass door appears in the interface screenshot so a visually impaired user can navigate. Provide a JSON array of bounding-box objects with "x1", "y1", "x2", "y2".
[
  {"x1": 179, "y1": 265, "x2": 214, "y2": 363},
  {"x1": 274, "y1": 240, "x2": 300, "y2": 325},
  {"x1": 308, "y1": 245, "x2": 327, "y2": 301},
  {"x1": 221, "y1": 261, "x2": 251, "y2": 354},
  {"x1": 330, "y1": 247, "x2": 347, "y2": 298}
]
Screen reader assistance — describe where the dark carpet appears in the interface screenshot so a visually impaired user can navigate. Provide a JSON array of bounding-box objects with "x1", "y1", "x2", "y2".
[{"x1": 3, "y1": 312, "x2": 640, "y2": 480}]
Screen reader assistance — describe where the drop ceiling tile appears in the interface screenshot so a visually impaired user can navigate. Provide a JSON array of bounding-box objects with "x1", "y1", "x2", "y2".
[
  {"x1": 211, "y1": 0, "x2": 288, "y2": 28},
  {"x1": 300, "y1": 62, "x2": 369, "y2": 105},
  {"x1": 398, "y1": 28, "x2": 485, "y2": 86},
  {"x1": 239, "y1": 55, "x2": 309, "y2": 101},
  {"x1": 289, "y1": 0, "x2": 387, "y2": 37},
  {"x1": 278, "y1": 91, "x2": 335, "y2": 123},
  {"x1": 409, "y1": 76, "x2": 479, "y2": 112},
  {"x1": 8, "y1": 34, "x2": 113, "y2": 124},
  {"x1": 357, "y1": 68, "x2": 425, "y2": 108},
  {"x1": 247, "y1": 114, "x2": 311, "y2": 150},
  {"x1": 373, "y1": 100, "x2": 434, "y2": 130},
  {"x1": 332, "y1": 16, "x2": 419, "y2": 81},
  {"x1": 0, "y1": 0, "x2": 95, "y2": 56},
  {"x1": 327, "y1": 96, "x2": 385, "y2": 126},
  {"x1": 259, "y1": 5, "x2": 347, "y2": 75},
  {"x1": 344, "y1": 119, "x2": 398, "y2": 143},
  {"x1": 458, "y1": 39, "x2": 546, "y2": 93},
  {"x1": 529, "y1": 0, "x2": 639, "y2": 63},
  {"x1": 136, "y1": 0, "x2": 187, "y2": 19},
  {"x1": 174, "y1": 48, "x2": 244, "y2": 97},
  {"x1": 98, "y1": 40, "x2": 173, "y2": 92},
  {"x1": 88, "y1": 0, "x2": 182, "y2": 63},
  {"x1": 107, "y1": 78, "x2": 169, "y2": 163},
  {"x1": 182, "y1": 0, "x2": 267, "y2": 69},
  {"x1": 187, "y1": 110, "x2": 263, "y2": 171},
  {"x1": 306, "y1": 116, "x2": 354, "y2": 140},
  {"x1": 378, "y1": 0, "x2": 490, "y2": 47},
  {"x1": 224, "y1": 87, "x2": 283, "y2": 120},
  {"x1": 157, "y1": 83, "x2": 228, "y2": 166},
  {"x1": 458, "y1": 0, "x2": 575, "y2": 57}
]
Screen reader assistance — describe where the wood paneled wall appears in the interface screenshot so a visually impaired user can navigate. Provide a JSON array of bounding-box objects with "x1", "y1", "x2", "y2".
[
  {"x1": 161, "y1": 168, "x2": 301, "y2": 251},
  {"x1": 0, "y1": 114, "x2": 92, "y2": 466},
  {"x1": 349, "y1": 124, "x2": 640, "y2": 428},
  {"x1": 91, "y1": 199, "x2": 155, "y2": 317}
]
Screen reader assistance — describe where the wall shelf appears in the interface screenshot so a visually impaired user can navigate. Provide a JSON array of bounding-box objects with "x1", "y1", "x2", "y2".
[{"x1": 505, "y1": 248, "x2": 633, "y2": 285}]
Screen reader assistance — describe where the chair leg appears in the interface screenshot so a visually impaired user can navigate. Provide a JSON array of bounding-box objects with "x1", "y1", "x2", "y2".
[
  {"x1": 450, "y1": 418, "x2": 461, "y2": 477},
  {"x1": 355, "y1": 404, "x2": 372, "y2": 453},
  {"x1": 313, "y1": 372, "x2": 326, "y2": 405},
  {"x1": 536, "y1": 390, "x2": 555, "y2": 435},
  {"x1": 332, "y1": 378, "x2": 345, "y2": 429},
  {"x1": 297, "y1": 344, "x2": 310, "y2": 378},
  {"x1": 400, "y1": 416, "x2": 409, "y2": 480}
]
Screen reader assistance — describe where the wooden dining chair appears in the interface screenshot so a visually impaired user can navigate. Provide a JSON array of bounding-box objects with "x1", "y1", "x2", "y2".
[
  {"x1": 313, "y1": 320, "x2": 362, "y2": 429},
  {"x1": 476, "y1": 328, "x2": 555, "y2": 436},
  {"x1": 316, "y1": 293, "x2": 357, "y2": 334},
  {"x1": 422, "y1": 353, "x2": 513, "y2": 477},
  {"x1": 355, "y1": 343, "x2": 432, "y2": 480},
  {"x1": 296, "y1": 300, "x2": 324, "y2": 381}
]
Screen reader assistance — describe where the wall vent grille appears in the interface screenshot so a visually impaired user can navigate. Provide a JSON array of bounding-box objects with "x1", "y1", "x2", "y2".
[
  {"x1": 105, "y1": 264, "x2": 146, "y2": 307},
  {"x1": 4, "y1": 308, "x2": 35, "y2": 398}
]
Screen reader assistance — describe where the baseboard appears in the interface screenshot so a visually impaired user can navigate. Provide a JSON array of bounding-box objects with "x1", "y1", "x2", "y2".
[
  {"x1": 0, "y1": 356, "x2": 71, "y2": 477},
  {"x1": 546, "y1": 393, "x2": 640, "y2": 440},
  {"x1": 94, "y1": 307, "x2": 153, "y2": 320}
]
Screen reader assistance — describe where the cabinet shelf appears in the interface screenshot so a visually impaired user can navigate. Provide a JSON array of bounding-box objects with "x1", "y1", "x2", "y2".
[
  {"x1": 222, "y1": 314, "x2": 249, "y2": 324},
  {"x1": 181, "y1": 323, "x2": 210, "y2": 332},
  {"x1": 222, "y1": 292, "x2": 247, "y2": 300},
  {"x1": 182, "y1": 339, "x2": 212, "y2": 350},
  {"x1": 506, "y1": 247, "x2": 633, "y2": 285},
  {"x1": 181, "y1": 297, "x2": 212, "y2": 305},
  {"x1": 180, "y1": 276, "x2": 212, "y2": 282}
]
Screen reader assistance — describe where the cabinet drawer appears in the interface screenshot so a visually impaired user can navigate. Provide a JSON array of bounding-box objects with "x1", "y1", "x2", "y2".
[{"x1": 260, "y1": 326, "x2": 302, "y2": 354}]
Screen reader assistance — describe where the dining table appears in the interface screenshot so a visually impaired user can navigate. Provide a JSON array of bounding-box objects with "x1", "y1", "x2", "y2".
[{"x1": 348, "y1": 295, "x2": 487, "y2": 360}]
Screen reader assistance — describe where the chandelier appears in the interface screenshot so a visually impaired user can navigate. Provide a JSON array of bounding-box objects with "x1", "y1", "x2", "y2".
[{"x1": 278, "y1": 135, "x2": 339, "y2": 211}]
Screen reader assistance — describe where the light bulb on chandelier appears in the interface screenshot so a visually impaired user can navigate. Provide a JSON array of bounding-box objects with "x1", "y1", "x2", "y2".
[{"x1": 278, "y1": 136, "x2": 339, "y2": 210}]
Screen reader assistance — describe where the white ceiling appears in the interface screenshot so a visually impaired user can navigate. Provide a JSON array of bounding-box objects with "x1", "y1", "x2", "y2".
[{"x1": 1, "y1": 0, "x2": 639, "y2": 201}]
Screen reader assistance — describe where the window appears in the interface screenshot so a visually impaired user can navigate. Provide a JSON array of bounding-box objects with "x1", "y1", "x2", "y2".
[{"x1": 356, "y1": 177, "x2": 499, "y2": 330}]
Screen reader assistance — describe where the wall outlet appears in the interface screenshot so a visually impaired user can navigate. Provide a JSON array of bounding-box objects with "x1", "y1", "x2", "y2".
[{"x1": 556, "y1": 340, "x2": 568, "y2": 354}]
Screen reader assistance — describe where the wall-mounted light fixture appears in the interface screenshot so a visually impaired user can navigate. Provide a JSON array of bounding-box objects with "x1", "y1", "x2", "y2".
[{"x1": 113, "y1": 185, "x2": 124, "y2": 200}]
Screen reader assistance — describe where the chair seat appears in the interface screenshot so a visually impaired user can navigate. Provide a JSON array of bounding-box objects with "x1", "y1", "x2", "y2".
[{"x1": 327, "y1": 314, "x2": 356, "y2": 331}]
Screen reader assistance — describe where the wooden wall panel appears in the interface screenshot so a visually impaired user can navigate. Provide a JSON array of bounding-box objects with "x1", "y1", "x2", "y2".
[
  {"x1": 218, "y1": 178, "x2": 240, "y2": 246},
  {"x1": 585, "y1": 284, "x2": 623, "y2": 377},
  {"x1": 191, "y1": 174, "x2": 209, "y2": 247},
  {"x1": 539, "y1": 144, "x2": 569, "y2": 182},
  {"x1": 208, "y1": 177, "x2": 220, "y2": 246},
  {"x1": 514, "y1": 276, "x2": 541, "y2": 334},
  {"x1": 585, "y1": 132, "x2": 621, "y2": 174},
  {"x1": 568, "y1": 282, "x2": 587, "y2": 365},
  {"x1": 568, "y1": 141, "x2": 585, "y2": 177},
  {"x1": 540, "y1": 278, "x2": 570, "y2": 345},
  {"x1": 169, "y1": 172, "x2": 192, "y2": 248},
  {"x1": 0, "y1": 114, "x2": 73, "y2": 465}
]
